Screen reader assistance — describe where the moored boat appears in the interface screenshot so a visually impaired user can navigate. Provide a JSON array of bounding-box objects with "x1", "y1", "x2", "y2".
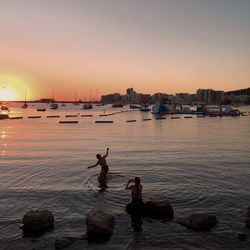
[
  {"x1": 21, "y1": 91, "x2": 28, "y2": 109},
  {"x1": 50, "y1": 103, "x2": 58, "y2": 110},
  {"x1": 37, "y1": 108, "x2": 46, "y2": 112},
  {"x1": 0, "y1": 114, "x2": 9, "y2": 119},
  {"x1": 129, "y1": 104, "x2": 140, "y2": 109},
  {"x1": 140, "y1": 104, "x2": 151, "y2": 112},
  {"x1": 1, "y1": 104, "x2": 9, "y2": 111},
  {"x1": 112, "y1": 103, "x2": 123, "y2": 108},
  {"x1": 21, "y1": 103, "x2": 28, "y2": 109},
  {"x1": 83, "y1": 103, "x2": 93, "y2": 109},
  {"x1": 151, "y1": 101, "x2": 168, "y2": 114}
]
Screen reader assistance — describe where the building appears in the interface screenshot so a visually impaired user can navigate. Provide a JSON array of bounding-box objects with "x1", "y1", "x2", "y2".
[
  {"x1": 175, "y1": 93, "x2": 190, "y2": 104},
  {"x1": 101, "y1": 93, "x2": 122, "y2": 104},
  {"x1": 151, "y1": 93, "x2": 169, "y2": 103},
  {"x1": 125, "y1": 88, "x2": 138, "y2": 104},
  {"x1": 137, "y1": 93, "x2": 151, "y2": 104},
  {"x1": 196, "y1": 89, "x2": 224, "y2": 104}
]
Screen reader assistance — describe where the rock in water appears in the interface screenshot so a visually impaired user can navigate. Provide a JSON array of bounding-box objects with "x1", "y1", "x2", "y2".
[
  {"x1": 55, "y1": 236, "x2": 77, "y2": 249},
  {"x1": 144, "y1": 200, "x2": 174, "y2": 219},
  {"x1": 20, "y1": 210, "x2": 54, "y2": 236},
  {"x1": 86, "y1": 210, "x2": 115, "y2": 240},
  {"x1": 176, "y1": 213, "x2": 217, "y2": 231}
]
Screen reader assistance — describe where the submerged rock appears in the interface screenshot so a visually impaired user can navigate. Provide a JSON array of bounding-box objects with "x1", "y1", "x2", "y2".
[
  {"x1": 126, "y1": 199, "x2": 174, "y2": 220},
  {"x1": 176, "y1": 213, "x2": 217, "y2": 231},
  {"x1": 20, "y1": 210, "x2": 54, "y2": 236},
  {"x1": 55, "y1": 236, "x2": 77, "y2": 249},
  {"x1": 86, "y1": 210, "x2": 115, "y2": 240},
  {"x1": 144, "y1": 200, "x2": 174, "y2": 219}
]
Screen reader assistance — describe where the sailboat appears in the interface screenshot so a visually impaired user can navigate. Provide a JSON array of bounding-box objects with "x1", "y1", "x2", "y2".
[
  {"x1": 50, "y1": 89, "x2": 58, "y2": 110},
  {"x1": 73, "y1": 90, "x2": 79, "y2": 105},
  {"x1": 21, "y1": 90, "x2": 28, "y2": 109}
]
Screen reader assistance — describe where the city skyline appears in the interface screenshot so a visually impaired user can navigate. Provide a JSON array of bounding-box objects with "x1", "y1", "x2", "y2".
[{"x1": 0, "y1": 0, "x2": 250, "y2": 101}]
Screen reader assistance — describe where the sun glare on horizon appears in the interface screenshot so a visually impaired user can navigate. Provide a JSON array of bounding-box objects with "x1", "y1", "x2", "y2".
[
  {"x1": 0, "y1": 87, "x2": 17, "y2": 101},
  {"x1": 0, "y1": 73, "x2": 34, "y2": 101}
]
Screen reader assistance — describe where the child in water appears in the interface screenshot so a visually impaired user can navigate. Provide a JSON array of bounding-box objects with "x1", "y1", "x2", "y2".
[{"x1": 87, "y1": 148, "x2": 109, "y2": 188}]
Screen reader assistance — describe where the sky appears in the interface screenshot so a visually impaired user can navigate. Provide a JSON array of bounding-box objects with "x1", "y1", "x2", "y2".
[{"x1": 0, "y1": 0, "x2": 249, "y2": 101}]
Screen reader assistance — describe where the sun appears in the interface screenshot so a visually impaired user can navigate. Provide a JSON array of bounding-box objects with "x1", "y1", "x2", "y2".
[{"x1": 0, "y1": 87, "x2": 17, "y2": 101}]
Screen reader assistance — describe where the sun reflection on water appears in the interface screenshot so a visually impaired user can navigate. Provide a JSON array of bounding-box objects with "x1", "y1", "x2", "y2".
[
  {"x1": 1, "y1": 131, "x2": 6, "y2": 139},
  {"x1": 1, "y1": 131, "x2": 7, "y2": 156}
]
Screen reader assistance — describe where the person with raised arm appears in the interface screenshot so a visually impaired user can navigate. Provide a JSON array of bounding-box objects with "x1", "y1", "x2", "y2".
[
  {"x1": 125, "y1": 177, "x2": 144, "y2": 213},
  {"x1": 87, "y1": 148, "x2": 109, "y2": 188}
]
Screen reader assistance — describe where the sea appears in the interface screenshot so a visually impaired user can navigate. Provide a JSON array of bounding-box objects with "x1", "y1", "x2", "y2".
[{"x1": 0, "y1": 103, "x2": 249, "y2": 249}]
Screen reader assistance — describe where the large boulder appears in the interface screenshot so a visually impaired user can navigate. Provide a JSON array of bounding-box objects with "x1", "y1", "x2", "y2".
[
  {"x1": 176, "y1": 213, "x2": 217, "y2": 231},
  {"x1": 144, "y1": 200, "x2": 174, "y2": 219},
  {"x1": 20, "y1": 210, "x2": 54, "y2": 236},
  {"x1": 86, "y1": 210, "x2": 115, "y2": 240}
]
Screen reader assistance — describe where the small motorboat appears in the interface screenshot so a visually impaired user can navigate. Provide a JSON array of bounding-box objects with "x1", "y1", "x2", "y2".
[
  {"x1": 0, "y1": 114, "x2": 9, "y2": 119},
  {"x1": 50, "y1": 103, "x2": 59, "y2": 110},
  {"x1": 1, "y1": 104, "x2": 9, "y2": 111},
  {"x1": 95, "y1": 103, "x2": 105, "y2": 106},
  {"x1": 130, "y1": 104, "x2": 140, "y2": 109},
  {"x1": 112, "y1": 103, "x2": 123, "y2": 108},
  {"x1": 83, "y1": 103, "x2": 93, "y2": 109},
  {"x1": 37, "y1": 108, "x2": 46, "y2": 112},
  {"x1": 140, "y1": 104, "x2": 151, "y2": 112}
]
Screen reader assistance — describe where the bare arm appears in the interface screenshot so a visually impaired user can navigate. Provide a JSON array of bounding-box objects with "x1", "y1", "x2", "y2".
[
  {"x1": 87, "y1": 161, "x2": 99, "y2": 169},
  {"x1": 103, "y1": 147, "x2": 109, "y2": 158},
  {"x1": 125, "y1": 179, "x2": 133, "y2": 190}
]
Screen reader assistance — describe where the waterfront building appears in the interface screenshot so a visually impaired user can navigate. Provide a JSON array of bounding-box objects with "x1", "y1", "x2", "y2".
[
  {"x1": 175, "y1": 93, "x2": 190, "y2": 104},
  {"x1": 101, "y1": 93, "x2": 122, "y2": 104}
]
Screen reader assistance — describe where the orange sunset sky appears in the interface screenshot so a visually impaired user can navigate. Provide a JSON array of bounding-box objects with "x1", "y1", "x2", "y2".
[{"x1": 0, "y1": 0, "x2": 249, "y2": 101}]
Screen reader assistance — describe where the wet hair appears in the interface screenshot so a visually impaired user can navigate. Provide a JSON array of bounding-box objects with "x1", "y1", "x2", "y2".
[
  {"x1": 134, "y1": 177, "x2": 140, "y2": 184},
  {"x1": 96, "y1": 154, "x2": 101, "y2": 159}
]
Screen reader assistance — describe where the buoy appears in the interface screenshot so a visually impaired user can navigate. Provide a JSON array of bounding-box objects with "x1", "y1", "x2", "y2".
[
  {"x1": 47, "y1": 115, "x2": 60, "y2": 118},
  {"x1": 142, "y1": 118, "x2": 151, "y2": 121},
  {"x1": 65, "y1": 115, "x2": 78, "y2": 118},
  {"x1": 9, "y1": 116, "x2": 23, "y2": 120},
  {"x1": 95, "y1": 121, "x2": 114, "y2": 123},
  {"x1": 126, "y1": 120, "x2": 136, "y2": 122},
  {"x1": 28, "y1": 116, "x2": 42, "y2": 119},
  {"x1": 59, "y1": 121, "x2": 79, "y2": 124}
]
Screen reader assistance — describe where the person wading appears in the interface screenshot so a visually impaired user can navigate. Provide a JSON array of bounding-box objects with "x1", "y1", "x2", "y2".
[{"x1": 87, "y1": 148, "x2": 109, "y2": 188}]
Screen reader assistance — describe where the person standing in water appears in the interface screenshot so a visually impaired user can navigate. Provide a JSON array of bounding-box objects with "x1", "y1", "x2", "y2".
[
  {"x1": 125, "y1": 177, "x2": 144, "y2": 232},
  {"x1": 125, "y1": 177, "x2": 144, "y2": 213},
  {"x1": 87, "y1": 148, "x2": 109, "y2": 188}
]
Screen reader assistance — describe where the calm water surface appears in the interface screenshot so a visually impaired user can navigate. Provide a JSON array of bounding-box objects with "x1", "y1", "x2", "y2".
[{"x1": 0, "y1": 104, "x2": 249, "y2": 249}]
